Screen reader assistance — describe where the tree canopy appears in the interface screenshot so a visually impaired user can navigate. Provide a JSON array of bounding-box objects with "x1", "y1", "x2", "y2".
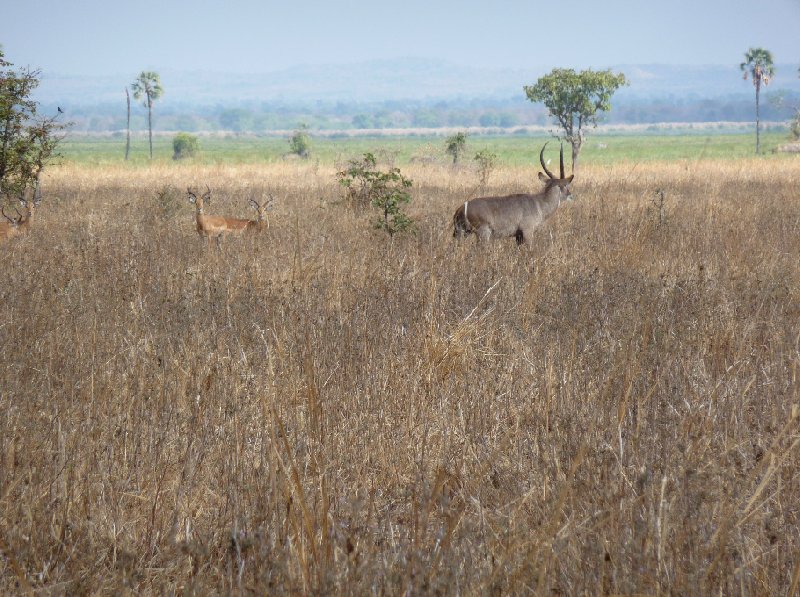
[
  {"x1": 0, "y1": 50, "x2": 67, "y2": 200},
  {"x1": 131, "y1": 71, "x2": 164, "y2": 108},
  {"x1": 524, "y1": 68, "x2": 626, "y2": 169}
]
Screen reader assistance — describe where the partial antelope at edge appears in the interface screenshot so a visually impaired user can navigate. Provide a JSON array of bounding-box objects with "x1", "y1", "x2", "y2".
[
  {"x1": 453, "y1": 142, "x2": 574, "y2": 245},
  {"x1": 0, "y1": 196, "x2": 39, "y2": 243}
]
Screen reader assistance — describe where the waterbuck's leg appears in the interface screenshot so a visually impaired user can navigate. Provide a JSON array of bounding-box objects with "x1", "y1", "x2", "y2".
[
  {"x1": 515, "y1": 229, "x2": 525, "y2": 245},
  {"x1": 476, "y1": 225, "x2": 492, "y2": 242}
]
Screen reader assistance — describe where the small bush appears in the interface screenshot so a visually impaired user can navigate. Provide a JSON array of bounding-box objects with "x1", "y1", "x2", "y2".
[
  {"x1": 474, "y1": 149, "x2": 498, "y2": 186},
  {"x1": 288, "y1": 125, "x2": 311, "y2": 158},
  {"x1": 172, "y1": 132, "x2": 199, "y2": 160},
  {"x1": 336, "y1": 152, "x2": 414, "y2": 237},
  {"x1": 445, "y1": 132, "x2": 468, "y2": 165}
]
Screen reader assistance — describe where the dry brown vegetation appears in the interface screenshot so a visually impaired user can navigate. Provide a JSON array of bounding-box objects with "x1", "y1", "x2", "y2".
[{"x1": 1, "y1": 157, "x2": 799, "y2": 594}]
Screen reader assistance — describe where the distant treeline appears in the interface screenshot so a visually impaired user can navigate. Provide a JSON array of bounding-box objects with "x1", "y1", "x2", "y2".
[{"x1": 49, "y1": 91, "x2": 800, "y2": 133}]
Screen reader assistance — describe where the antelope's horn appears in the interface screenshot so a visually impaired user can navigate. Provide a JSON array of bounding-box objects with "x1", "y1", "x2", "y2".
[
  {"x1": 539, "y1": 142, "x2": 555, "y2": 179},
  {"x1": 559, "y1": 143, "x2": 565, "y2": 179}
]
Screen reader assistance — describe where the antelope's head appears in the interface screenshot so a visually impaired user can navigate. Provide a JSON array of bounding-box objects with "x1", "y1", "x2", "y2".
[
  {"x1": 18, "y1": 196, "x2": 39, "y2": 220},
  {"x1": 248, "y1": 194, "x2": 275, "y2": 222},
  {"x1": 537, "y1": 143, "x2": 574, "y2": 202},
  {"x1": 187, "y1": 186, "x2": 212, "y2": 213}
]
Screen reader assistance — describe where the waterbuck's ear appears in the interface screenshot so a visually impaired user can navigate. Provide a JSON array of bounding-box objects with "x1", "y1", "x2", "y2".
[
  {"x1": 564, "y1": 175, "x2": 574, "y2": 184},
  {"x1": 538, "y1": 172, "x2": 549, "y2": 183}
]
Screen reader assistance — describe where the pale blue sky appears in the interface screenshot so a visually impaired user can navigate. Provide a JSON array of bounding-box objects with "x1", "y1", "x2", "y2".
[{"x1": 1, "y1": 0, "x2": 799, "y2": 75}]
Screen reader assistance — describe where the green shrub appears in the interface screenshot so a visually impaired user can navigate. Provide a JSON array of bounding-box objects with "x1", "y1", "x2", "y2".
[
  {"x1": 172, "y1": 132, "x2": 199, "y2": 160},
  {"x1": 288, "y1": 125, "x2": 311, "y2": 158},
  {"x1": 336, "y1": 152, "x2": 414, "y2": 237},
  {"x1": 474, "y1": 149, "x2": 498, "y2": 186},
  {"x1": 445, "y1": 132, "x2": 468, "y2": 164}
]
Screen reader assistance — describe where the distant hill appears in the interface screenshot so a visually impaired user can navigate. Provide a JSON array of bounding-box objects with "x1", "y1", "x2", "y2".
[
  {"x1": 34, "y1": 58, "x2": 800, "y2": 108},
  {"x1": 30, "y1": 59, "x2": 800, "y2": 133}
]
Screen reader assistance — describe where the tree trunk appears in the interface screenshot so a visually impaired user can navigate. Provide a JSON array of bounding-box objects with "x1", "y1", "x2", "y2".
[
  {"x1": 125, "y1": 87, "x2": 131, "y2": 161},
  {"x1": 755, "y1": 81, "x2": 761, "y2": 154},
  {"x1": 33, "y1": 170, "x2": 42, "y2": 202},
  {"x1": 147, "y1": 97, "x2": 153, "y2": 159},
  {"x1": 571, "y1": 137, "x2": 582, "y2": 174}
]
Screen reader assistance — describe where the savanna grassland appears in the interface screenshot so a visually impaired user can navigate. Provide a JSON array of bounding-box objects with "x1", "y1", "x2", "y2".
[{"x1": 1, "y1": 146, "x2": 799, "y2": 594}]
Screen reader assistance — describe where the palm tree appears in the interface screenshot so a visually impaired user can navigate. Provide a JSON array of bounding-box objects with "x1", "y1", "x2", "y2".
[
  {"x1": 131, "y1": 71, "x2": 163, "y2": 159},
  {"x1": 740, "y1": 48, "x2": 774, "y2": 154}
]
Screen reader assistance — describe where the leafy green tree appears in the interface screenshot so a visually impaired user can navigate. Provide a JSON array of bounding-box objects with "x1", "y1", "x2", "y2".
[
  {"x1": 337, "y1": 152, "x2": 414, "y2": 237},
  {"x1": 740, "y1": 48, "x2": 775, "y2": 154},
  {"x1": 288, "y1": 124, "x2": 311, "y2": 158},
  {"x1": 172, "y1": 132, "x2": 199, "y2": 160},
  {"x1": 131, "y1": 71, "x2": 163, "y2": 159},
  {"x1": 445, "y1": 132, "x2": 468, "y2": 165},
  {"x1": 0, "y1": 50, "x2": 67, "y2": 202},
  {"x1": 524, "y1": 68, "x2": 627, "y2": 170}
]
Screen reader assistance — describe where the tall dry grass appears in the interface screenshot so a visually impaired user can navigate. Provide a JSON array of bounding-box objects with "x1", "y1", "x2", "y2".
[{"x1": 1, "y1": 158, "x2": 799, "y2": 594}]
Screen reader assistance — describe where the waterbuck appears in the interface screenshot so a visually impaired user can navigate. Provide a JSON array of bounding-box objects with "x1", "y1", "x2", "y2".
[{"x1": 453, "y1": 143, "x2": 574, "y2": 245}]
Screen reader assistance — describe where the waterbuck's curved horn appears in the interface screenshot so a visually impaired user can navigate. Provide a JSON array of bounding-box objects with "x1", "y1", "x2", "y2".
[
  {"x1": 559, "y1": 143, "x2": 565, "y2": 179},
  {"x1": 539, "y1": 142, "x2": 556, "y2": 179}
]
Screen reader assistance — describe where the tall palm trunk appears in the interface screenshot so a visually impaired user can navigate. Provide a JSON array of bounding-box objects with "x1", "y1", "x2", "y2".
[
  {"x1": 125, "y1": 87, "x2": 131, "y2": 161},
  {"x1": 755, "y1": 81, "x2": 761, "y2": 154},
  {"x1": 147, "y1": 96, "x2": 153, "y2": 159}
]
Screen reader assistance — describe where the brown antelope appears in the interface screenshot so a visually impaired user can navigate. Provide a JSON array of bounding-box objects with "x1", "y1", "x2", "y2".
[
  {"x1": 187, "y1": 187, "x2": 272, "y2": 247},
  {"x1": 0, "y1": 197, "x2": 39, "y2": 242},
  {"x1": 453, "y1": 143, "x2": 574, "y2": 245}
]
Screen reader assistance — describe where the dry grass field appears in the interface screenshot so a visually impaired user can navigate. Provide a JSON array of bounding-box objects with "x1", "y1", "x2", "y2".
[{"x1": 1, "y1": 156, "x2": 799, "y2": 594}]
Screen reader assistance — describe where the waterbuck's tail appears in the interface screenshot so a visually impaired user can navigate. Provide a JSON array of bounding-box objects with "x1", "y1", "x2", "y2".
[{"x1": 453, "y1": 202, "x2": 471, "y2": 238}]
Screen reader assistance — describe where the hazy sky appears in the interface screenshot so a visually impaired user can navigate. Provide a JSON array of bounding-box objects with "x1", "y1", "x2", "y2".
[{"x1": 2, "y1": 0, "x2": 799, "y2": 75}]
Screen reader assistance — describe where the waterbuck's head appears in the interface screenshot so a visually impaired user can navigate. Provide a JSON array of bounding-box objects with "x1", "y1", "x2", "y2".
[{"x1": 537, "y1": 142, "x2": 574, "y2": 202}]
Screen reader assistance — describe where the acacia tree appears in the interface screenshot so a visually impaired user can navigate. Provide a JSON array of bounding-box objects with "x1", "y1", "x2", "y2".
[
  {"x1": 131, "y1": 71, "x2": 163, "y2": 159},
  {"x1": 524, "y1": 68, "x2": 626, "y2": 171},
  {"x1": 740, "y1": 48, "x2": 775, "y2": 154},
  {"x1": 0, "y1": 50, "x2": 67, "y2": 203}
]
